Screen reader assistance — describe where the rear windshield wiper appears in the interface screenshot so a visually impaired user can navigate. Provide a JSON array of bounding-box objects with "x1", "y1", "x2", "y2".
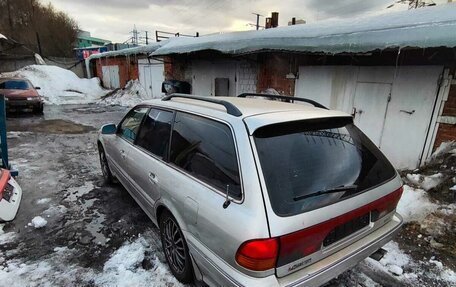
[{"x1": 293, "y1": 185, "x2": 358, "y2": 201}]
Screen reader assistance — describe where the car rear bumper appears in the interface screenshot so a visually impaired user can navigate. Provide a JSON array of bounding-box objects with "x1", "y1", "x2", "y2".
[
  {"x1": 276, "y1": 213, "x2": 403, "y2": 287},
  {"x1": 0, "y1": 176, "x2": 22, "y2": 222},
  {"x1": 192, "y1": 213, "x2": 403, "y2": 287}
]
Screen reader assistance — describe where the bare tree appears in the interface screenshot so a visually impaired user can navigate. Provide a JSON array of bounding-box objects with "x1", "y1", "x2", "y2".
[
  {"x1": 0, "y1": 0, "x2": 78, "y2": 57},
  {"x1": 387, "y1": 0, "x2": 437, "y2": 9}
]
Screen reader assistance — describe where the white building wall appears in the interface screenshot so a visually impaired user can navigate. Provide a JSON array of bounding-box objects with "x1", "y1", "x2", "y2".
[
  {"x1": 191, "y1": 59, "x2": 257, "y2": 96},
  {"x1": 295, "y1": 65, "x2": 444, "y2": 169}
]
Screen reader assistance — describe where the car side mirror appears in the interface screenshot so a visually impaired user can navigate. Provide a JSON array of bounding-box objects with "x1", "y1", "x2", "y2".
[
  {"x1": 101, "y1": 123, "x2": 117, "y2": 135},
  {"x1": 35, "y1": 87, "x2": 41, "y2": 90}
]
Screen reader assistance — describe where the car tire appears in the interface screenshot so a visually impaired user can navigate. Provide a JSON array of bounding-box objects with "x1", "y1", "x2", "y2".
[
  {"x1": 34, "y1": 104, "x2": 43, "y2": 114},
  {"x1": 159, "y1": 211, "x2": 194, "y2": 284},
  {"x1": 98, "y1": 145, "x2": 114, "y2": 184}
]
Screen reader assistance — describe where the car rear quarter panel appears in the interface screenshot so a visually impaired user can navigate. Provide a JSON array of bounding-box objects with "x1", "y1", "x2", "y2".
[{"x1": 152, "y1": 116, "x2": 271, "y2": 276}]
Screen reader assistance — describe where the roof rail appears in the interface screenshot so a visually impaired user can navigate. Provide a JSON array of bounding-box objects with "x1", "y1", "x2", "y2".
[
  {"x1": 238, "y1": 93, "x2": 328, "y2": 110},
  {"x1": 161, "y1": 94, "x2": 243, "y2": 117}
]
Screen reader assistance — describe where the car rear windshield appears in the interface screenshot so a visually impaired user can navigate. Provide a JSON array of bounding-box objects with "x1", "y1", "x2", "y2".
[
  {"x1": 0, "y1": 80, "x2": 30, "y2": 90},
  {"x1": 254, "y1": 117, "x2": 396, "y2": 217}
]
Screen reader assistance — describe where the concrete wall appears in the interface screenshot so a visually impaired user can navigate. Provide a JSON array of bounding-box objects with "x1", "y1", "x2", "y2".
[{"x1": 0, "y1": 55, "x2": 85, "y2": 78}]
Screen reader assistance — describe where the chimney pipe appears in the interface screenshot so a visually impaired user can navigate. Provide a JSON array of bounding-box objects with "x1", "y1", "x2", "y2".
[
  {"x1": 292, "y1": 17, "x2": 296, "y2": 25},
  {"x1": 271, "y1": 12, "x2": 279, "y2": 28}
]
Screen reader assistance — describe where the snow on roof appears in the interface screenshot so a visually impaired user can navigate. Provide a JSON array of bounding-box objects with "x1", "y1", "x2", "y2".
[
  {"x1": 87, "y1": 43, "x2": 163, "y2": 61},
  {"x1": 152, "y1": 4, "x2": 456, "y2": 56}
]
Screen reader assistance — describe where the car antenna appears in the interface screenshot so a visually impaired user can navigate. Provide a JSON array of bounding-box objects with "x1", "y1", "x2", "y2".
[{"x1": 223, "y1": 184, "x2": 232, "y2": 209}]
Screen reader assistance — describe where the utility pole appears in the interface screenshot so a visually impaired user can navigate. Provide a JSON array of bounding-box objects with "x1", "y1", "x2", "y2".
[
  {"x1": 145, "y1": 31, "x2": 149, "y2": 45},
  {"x1": 252, "y1": 13, "x2": 263, "y2": 30}
]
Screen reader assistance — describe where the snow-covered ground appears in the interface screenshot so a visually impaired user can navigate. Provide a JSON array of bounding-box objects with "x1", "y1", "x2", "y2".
[{"x1": 1, "y1": 65, "x2": 109, "y2": 105}]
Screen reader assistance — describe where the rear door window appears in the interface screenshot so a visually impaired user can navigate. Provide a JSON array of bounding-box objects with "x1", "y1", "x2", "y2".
[
  {"x1": 254, "y1": 117, "x2": 396, "y2": 216},
  {"x1": 117, "y1": 107, "x2": 148, "y2": 143},
  {"x1": 136, "y1": 108, "x2": 174, "y2": 159},
  {"x1": 170, "y1": 112, "x2": 241, "y2": 199}
]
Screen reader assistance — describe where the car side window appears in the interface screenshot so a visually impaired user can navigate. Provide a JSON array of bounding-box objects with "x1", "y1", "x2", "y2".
[
  {"x1": 170, "y1": 112, "x2": 241, "y2": 199},
  {"x1": 118, "y1": 107, "x2": 148, "y2": 143},
  {"x1": 136, "y1": 108, "x2": 174, "y2": 158}
]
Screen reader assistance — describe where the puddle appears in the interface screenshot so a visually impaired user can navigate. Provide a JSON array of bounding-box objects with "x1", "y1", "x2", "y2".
[
  {"x1": 8, "y1": 119, "x2": 95, "y2": 134},
  {"x1": 85, "y1": 210, "x2": 107, "y2": 245},
  {"x1": 64, "y1": 182, "x2": 95, "y2": 202}
]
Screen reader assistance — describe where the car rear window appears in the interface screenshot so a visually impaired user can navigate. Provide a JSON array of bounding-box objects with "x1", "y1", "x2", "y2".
[
  {"x1": 254, "y1": 117, "x2": 396, "y2": 217},
  {"x1": 0, "y1": 80, "x2": 30, "y2": 90}
]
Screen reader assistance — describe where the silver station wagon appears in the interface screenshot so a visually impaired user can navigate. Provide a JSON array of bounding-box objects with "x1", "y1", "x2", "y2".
[{"x1": 97, "y1": 94, "x2": 403, "y2": 287}]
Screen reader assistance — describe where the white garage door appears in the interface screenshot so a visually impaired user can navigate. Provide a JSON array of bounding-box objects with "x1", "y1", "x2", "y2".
[
  {"x1": 101, "y1": 65, "x2": 120, "y2": 89},
  {"x1": 138, "y1": 59, "x2": 164, "y2": 99},
  {"x1": 295, "y1": 66, "x2": 443, "y2": 169}
]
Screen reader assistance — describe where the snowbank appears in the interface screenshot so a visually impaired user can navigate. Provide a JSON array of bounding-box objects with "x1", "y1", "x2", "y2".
[
  {"x1": 397, "y1": 185, "x2": 439, "y2": 223},
  {"x1": 98, "y1": 79, "x2": 151, "y2": 107},
  {"x1": 1, "y1": 65, "x2": 109, "y2": 105}
]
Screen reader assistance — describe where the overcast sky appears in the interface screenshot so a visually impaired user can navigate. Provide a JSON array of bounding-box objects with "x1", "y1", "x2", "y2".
[{"x1": 39, "y1": 0, "x2": 447, "y2": 43}]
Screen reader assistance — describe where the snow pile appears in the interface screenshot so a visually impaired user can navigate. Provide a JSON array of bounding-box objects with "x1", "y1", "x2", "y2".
[
  {"x1": 0, "y1": 224, "x2": 15, "y2": 245},
  {"x1": 98, "y1": 79, "x2": 151, "y2": 107},
  {"x1": 397, "y1": 185, "x2": 439, "y2": 223},
  {"x1": 28, "y1": 216, "x2": 47, "y2": 229},
  {"x1": 0, "y1": 33, "x2": 6, "y2": 40},
  {"x1": 365, "y1": 241, "x2": 456, "y2": 285},
  {"x1": 406, "y1": 173, "x2": 445, "y2": 191},
  {"x1": 428, "y1": 141, "x2": 456, "y2": 162},
  {"x1": 95, "y1": 236, "x2": 183, "y2": 287},
  {"x1": 1, "y1": 65, "x2": 109, "y2": 105}
]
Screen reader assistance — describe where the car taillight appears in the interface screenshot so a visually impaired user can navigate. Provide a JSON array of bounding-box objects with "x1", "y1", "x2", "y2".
[
  {"x1": 235, "y1": 238, "x2": 279, "y2": 271},
  {"x1": 0, "y1": 169, "x2": 11, "y2": 202},
  {"x1": 371, "y1": 186, "x2": 403, "y2": 221},
  {"x1": 237, "y1": 187, "x2": 403, "y2": 271}
]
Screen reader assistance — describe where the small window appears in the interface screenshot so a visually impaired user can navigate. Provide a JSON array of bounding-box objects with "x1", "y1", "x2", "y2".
[
  {"x1": 118, "y1": 107, "x2": 148, "y2": 142},
  {"x1": 170, "y1": 112, "x2": 241, "y2": 199},
  {"x1": 136, "y1": 108, "x2": 174, "y2": 158}
]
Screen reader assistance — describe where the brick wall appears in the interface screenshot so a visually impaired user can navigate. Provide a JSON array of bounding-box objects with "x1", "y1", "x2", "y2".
[
  {"x1": 237, "y1": 61, "x2": 257, "y2": 94},
  {"x1": 257, "y1": 54, "x2": 296, "y2": 95},
  {"x1": 164, "y1": 56, "x2": 191, "y2": 82},
  {"x1": 94, "y1": 56, "x2": 139, "y2": 88},
  {"x1": 434, "y1": 83, "x2": 456, "y2": 149}
]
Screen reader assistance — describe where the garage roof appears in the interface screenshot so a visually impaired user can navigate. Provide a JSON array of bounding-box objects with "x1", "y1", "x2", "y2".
[
  {"x1": 152, "y1": 4, "x2": 456, "y2": 56},
  {"x1": 87, "y1": 42, "x2": 163, "y2": 61}
]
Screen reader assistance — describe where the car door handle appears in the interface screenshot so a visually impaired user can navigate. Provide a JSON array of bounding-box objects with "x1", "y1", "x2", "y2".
[{"x1": 148, "y1": 172, "x2": 158, "y2": 184}]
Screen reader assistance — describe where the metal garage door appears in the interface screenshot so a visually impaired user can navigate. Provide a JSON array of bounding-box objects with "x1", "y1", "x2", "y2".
[
  {"x1": 295, "y1": 66, "x2": 443, "y2": 169},
  {"x1": 138, "y1": 59, "x2": 165, "y2": 99},
  {"x1": 101, "y1": 65, "x2": 120, "y2": 89}
]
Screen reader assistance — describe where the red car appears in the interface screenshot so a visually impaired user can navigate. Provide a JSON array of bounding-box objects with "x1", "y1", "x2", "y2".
[{"x1": 0, "y1": 78, "x2": 44, "y2": 113}]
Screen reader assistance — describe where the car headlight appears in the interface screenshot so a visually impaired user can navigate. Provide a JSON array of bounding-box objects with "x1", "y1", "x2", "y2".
[{"x1": 27, "y1": 97, "x2": 34, "y2": 101}]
